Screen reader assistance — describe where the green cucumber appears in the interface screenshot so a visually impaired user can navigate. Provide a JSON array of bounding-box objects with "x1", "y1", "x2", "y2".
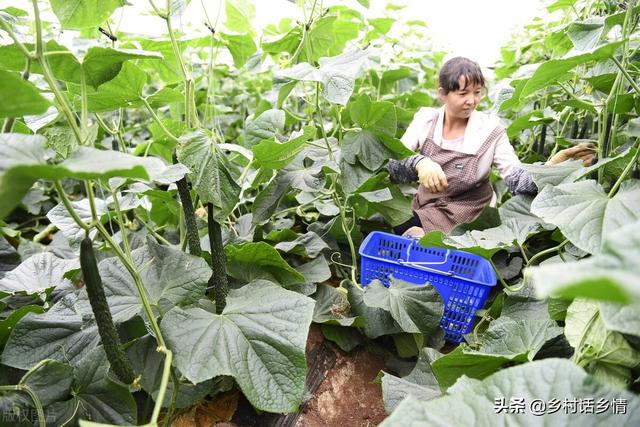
[
  {"x1": 207, "y1": 203, "x2": 228, "y2": 314},
  {"x1": 80, "y1": 237, "x2": 136, "y2": 385}
]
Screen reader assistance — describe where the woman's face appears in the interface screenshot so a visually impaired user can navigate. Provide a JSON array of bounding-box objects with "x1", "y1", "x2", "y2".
[{"x1": 439, "y1": 76, "x2": 483, "y2": 120}]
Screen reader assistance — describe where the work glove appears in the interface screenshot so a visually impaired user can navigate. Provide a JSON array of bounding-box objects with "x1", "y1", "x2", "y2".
[
  {"x1": 416, "y1": 157, "x2": 449, "y2": 193},
  {"x1": 546, "y1": 142, "x2": 597, "y2": 166}
]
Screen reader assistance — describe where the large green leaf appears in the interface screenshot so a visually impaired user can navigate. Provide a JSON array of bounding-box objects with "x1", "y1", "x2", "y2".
[
  {"x1": 244, "y1": 109, "x2": 285, "y2": 147},
  {"x1": 381, "y1": 358, "x2": 640, "y2": 426},
  {"x1": 252, "y1": 125, "x2": 316, "y2": 169},
  {"x1": 517, "y1": 40, "x2": 624, "y2": 100},
  {"x1": 342, "y1": 130, "x2": 394, "y2": 171},
  {"x1": 349, "y1": 94, "x2": 397, "y2": 135},
  {"x1": 360, "y1": 185, "x2": 414, "y2": 226},
  {"x1": 220, "y1": 32, "x2": 257, "y2": 68},
  {"x1": 161, "y1": 280, "x2": 314, "y2": 413},
  {"x1": 0, "y1": 305, "x2": 45, "y2": 347},
  {"x1": 225, "y1": 0, "x2": 254, "y2": 33},
  {"x1": 469, "y1": 317, "x2": 563, "y2": 362},
  {"x1": 225, "y1": 242, "x2": 305, "y2": 286},
  {"x1": 319, "y1": 47, "x2": 373, "y2": 104},
  {"x1": 520, "y1": 159, "x2": 585, "y2": 188},
  {"x1": 0, "y1": 134, "x2": 151, "y2": 220},
  {"x1": 419, "y1": 229, "x2": 511, "y2": 259},
  {"x1": 312, "y1": 284, "x2": 362, "y2": 326},
  {"x1": 7, "y1": 45, "x2": 162, "y2": 89},
  {"x1": 46, "y1": 347, "x2": 137, "y2": 425},
  {"x1": 277, "y1": 47, "x2": 375, "y2": 105},
  {"x1": 82, "y1": 47, "x2": 163, "y2": 88},
  {"x1": 274, "y1": 231, "x2": 329, "y2": 258},
  {"x1": 85, "y1": 62, "x2": 146, "y2": 112},
  {"x1": 261, "y1": 26, "x2": 302, "y2": 55},
  {"x1": 599, "y1": 303, "x2": 640, "y2": 337},
  {"x1": 362, "y1": 278, "x2": 444, "y2": 336},
  {"x1": 528, "y1": 222, "x2": 640, "y2": 304},
  {"x1": 0, "y1": 252, "x2": 78, "y2": 295},
  {"x1": 499, "y1": 195, "x2": 553, "y2": 243},
  {"x1": 50, "y1": 0, "x2": 125, "y2": 29},
  {"x1": 1, "y1": 294, "x2": 100, "y2": 370},
  {"x1": 531, "y1": 180, "x2": 640, "y2": 254},
  {"x1": 302, "y1": 15, "x2": 336, "y2": 61},
  {"x1": 76, "y1": 238, "x2": 210, "y2": 323},
  {"x1": 565, "y1": 299, "x2": 639, "y2": 368},
  {"x1": 47, "y1": 199, "x2": 107, "y2": 249},
  {"x1": 431, "y1": 346, "x2": 509, "y2": 390},
  {"x1": 434, "y1": 196, "x2": 550, "y2": 256},
  {"x1": 281, "y1": 145, "x2": 333, "y2": 191},
  {"x1": 348, "y1": 284, "x2": 402, "y2": 338},
  {"x1": 251, "y1": 174, "x2": 291, "y2": 224},
  {"x1": 380, "y1": 348, "x2": 441, "y2": 413},
  {"x1": 567, "y1": 17, "x2": 605, "y2": 51},
  {"x1": 176, "y1": 129, "x2": 241, "y2": 222},
  {"x1": 126, "y1": 335, "x2": 219, "y2": 409},
  {"x1": 22, "y1": 360, "x2": 74, "y2": 407},
  {"x1": 506, "y1": 109, "x2": 556, "y2": 140},
  {"x1": 0, "y1": 235, "x2": 20, "y2": 279},
  {"x1": 0, "y1": 70, "x2": 50, "y2": 118}
]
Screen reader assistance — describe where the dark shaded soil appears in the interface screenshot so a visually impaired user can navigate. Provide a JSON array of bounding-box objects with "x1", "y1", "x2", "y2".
[{"x1": 294, "y1": 326, "x2": 387, "y2": 427}]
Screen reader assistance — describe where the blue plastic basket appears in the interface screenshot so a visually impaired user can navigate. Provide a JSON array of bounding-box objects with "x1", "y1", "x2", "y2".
[{"x1": 358, "y1": 231, "x2": 497, "y2": 343}]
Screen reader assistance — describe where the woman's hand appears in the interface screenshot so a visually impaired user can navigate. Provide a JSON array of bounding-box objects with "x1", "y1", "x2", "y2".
[
  {"x1": 416, "y1": 157, "x2": 449, "y2": 193},
  {"x1": 546, "y1": 142, "x2": 597, "y2": 166}
]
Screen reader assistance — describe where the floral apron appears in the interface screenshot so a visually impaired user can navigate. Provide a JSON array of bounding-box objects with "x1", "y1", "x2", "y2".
[{"x1": 411, "y1": 112, "x2": 505, "y2": 233}]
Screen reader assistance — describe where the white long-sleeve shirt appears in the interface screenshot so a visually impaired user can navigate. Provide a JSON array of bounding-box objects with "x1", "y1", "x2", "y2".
[{"x1": 400, "y1": 105, "x2": 522, "y2": 181}]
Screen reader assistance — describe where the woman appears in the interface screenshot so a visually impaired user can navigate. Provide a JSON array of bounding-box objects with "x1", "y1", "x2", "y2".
[{"x1": 389, "y1": 57, "x2": 595, "y2": 237}]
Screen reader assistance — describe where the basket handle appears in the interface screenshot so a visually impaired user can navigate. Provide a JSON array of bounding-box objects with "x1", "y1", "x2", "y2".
[
  {"x1": 404, "y1": 241, "x2": 451, "y2": 266},
  {"x1": 399, "y1": 241, "x2": 453, "y2": 275},
  {"x1": 396, "y1": 259, "x2": 455, "y2": 276}
]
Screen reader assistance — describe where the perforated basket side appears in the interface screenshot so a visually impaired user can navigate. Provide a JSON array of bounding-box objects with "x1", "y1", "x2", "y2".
[{"x1": 439, "y1": 280, "x2": 491, "y2": 342}]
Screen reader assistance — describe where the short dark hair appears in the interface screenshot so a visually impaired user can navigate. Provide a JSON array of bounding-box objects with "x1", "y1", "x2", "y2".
[{"x1": 438, "y1": 57, "x2": 485, "y2": 94}]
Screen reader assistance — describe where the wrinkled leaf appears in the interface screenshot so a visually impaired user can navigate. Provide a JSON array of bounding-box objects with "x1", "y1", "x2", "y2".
[{"x1": 161, "y1": 280, "x2": 314, "y2": 413}]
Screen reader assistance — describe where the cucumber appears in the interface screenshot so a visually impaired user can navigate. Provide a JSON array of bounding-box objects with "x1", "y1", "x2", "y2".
[
  {"x1": 173, "y1": 152, "x2": 201, "y2": 256},
  {"x1": 207, "y1": 203, "x2": 228, "y2": 314},
  {"x1": 80, "y1": 237, "x2": 136, "y2": 385}
]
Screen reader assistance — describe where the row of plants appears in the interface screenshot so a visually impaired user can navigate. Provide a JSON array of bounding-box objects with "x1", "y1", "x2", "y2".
[{"x1": 0, "y1": 0, "x2": 638, "y2": 425}]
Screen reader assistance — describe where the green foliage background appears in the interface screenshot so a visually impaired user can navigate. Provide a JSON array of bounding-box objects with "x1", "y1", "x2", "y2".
[{"x1": 0, "y1": 0, "x2": 639, "y2": 425}]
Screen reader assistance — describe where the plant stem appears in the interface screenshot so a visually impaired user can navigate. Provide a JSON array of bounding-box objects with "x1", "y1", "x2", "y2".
[
  {"x1": 517, "y1": 242, "x2": 530, "y2": 264},
  {"x1": 95, "y1": 223, "x2": 167, "y2": 349},
  {"x1": 0, "y1": 18, "x2": 34, "y2": 59},
  {"x1": 608, "y1": 139, "x2": 640, "y2": 197},
  {"x1": 331, "y1": 191, "x2": 358, "y2": 285},
  {"x1": 80, "y1": 66, "x2": 89, "y2": 137},
  {"x1": 0, "y1": 384, "x2": 45, "y2": 427},
  {"x1": 611, "y1": 56, "x2": 640, "y2": 96},
  {"x1": 31, "y1": 0, "x2": 83, "y2": 144},
  {"x1": 141, "y1": 97, "x2": 180, "y2": 143},
  {"x1": 526, "y1": 239, "x2": 569, "y2": 267},
  {"x1": 85, "y1": 181, "x2": 98, "y2": 222},
  {"x1": 314, "y1": 82, "x2": 335, "y2": 161},
  {"x1": 54, "y1": 181, "x2": 91, "y2": 231},
  {"x1": 488, "y1": 258, "x2": 525, "y2": 293},
  {"x1": 162, "y1": 369, "x2": 180, "y2": 427},
  {"x1": 151, "y1": 349, "x2": 173, "y2": 424},
  {"x1": 2, "y1": 59, "x2": 32, "y2": 132},
  {"x1": 33, "y1": 223, "x2": 57, "y2": 242},
  {"x1": 139, "y1": 216, "x2": 172, "y2": 246},
  {"x1": 110, "y1": 187, "x2": 132, "y2": 259}
]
